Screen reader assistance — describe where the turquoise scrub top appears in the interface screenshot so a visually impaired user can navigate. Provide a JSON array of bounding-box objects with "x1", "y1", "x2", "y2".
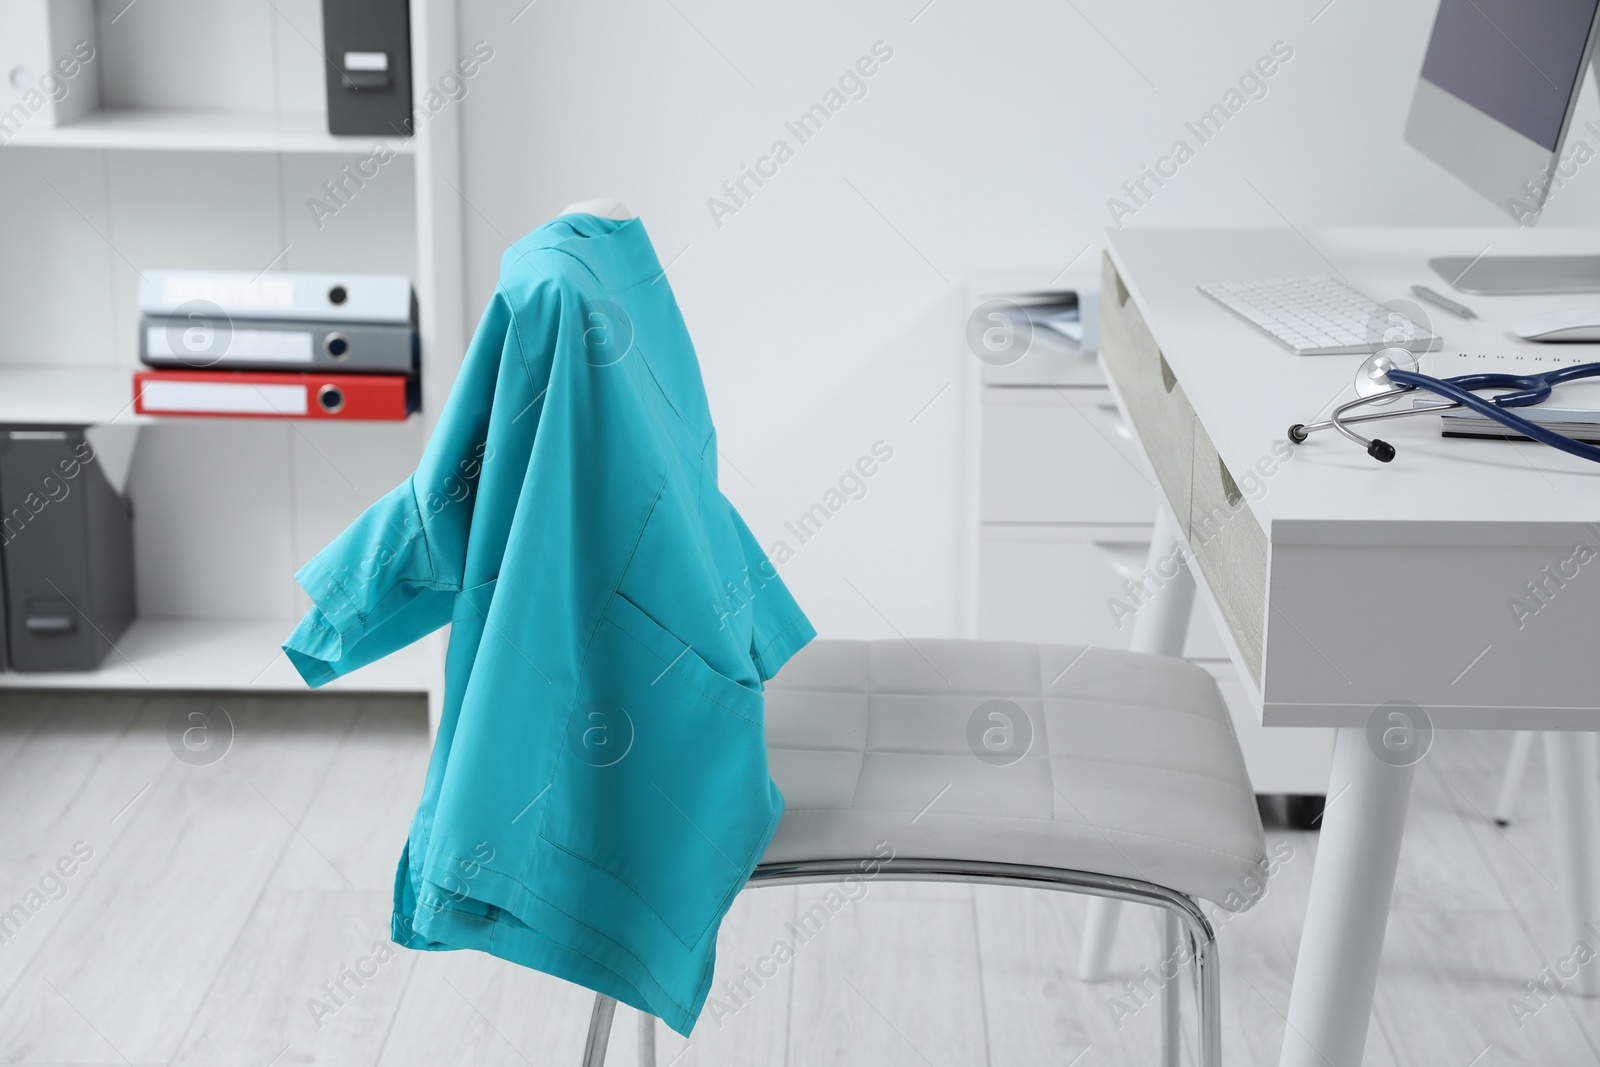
[{"x1": 282, "y1": 215, "x2": 815, "y2": 1035}]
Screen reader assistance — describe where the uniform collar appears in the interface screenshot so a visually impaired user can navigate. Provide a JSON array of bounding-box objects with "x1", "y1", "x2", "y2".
[{"x1": 512, "y1": 215, "x2": 665, "y2": 292}]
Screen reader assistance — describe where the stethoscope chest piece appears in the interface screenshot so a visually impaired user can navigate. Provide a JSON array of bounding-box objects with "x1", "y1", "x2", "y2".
[{"x1": 1355, "y1": 347, "x2": 1419, "y2": 400}]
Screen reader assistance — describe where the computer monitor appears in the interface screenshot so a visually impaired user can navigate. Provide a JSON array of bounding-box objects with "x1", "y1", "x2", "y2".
[{"x1": 1404, "y1": 0, "x2": 1600, "y2": 293}]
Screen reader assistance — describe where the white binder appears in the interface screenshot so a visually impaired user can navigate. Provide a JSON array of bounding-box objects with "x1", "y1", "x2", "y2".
[{"x1": 139, "y1": 270, "x2": 414, "y2": 325}]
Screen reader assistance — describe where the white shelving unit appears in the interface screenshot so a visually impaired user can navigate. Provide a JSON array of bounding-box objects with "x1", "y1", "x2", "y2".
[
  {"x1": 3, "y1": 108, "x2": 416, "y2": 154},
  {"x1": 0, "y1": 365, "x2": 428, "y2": 427},
  {"x1": 0, "y1": 618, "x2": 434, "y2": 692},
  {"x1": 0, "y1": 0, "x2": 465, "y2": 719}
]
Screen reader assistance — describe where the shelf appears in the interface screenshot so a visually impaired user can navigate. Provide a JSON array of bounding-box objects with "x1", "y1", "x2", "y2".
[
  {"x1": 1, "y1": 109, "x2": 413, "y2": 154},
  {"x1": 0, "y1": 617, "x2": 434, "y2": 694},
  {"x1": 0, "y1": 365, "x2": 148, "y2": 426},
  {"x1": 0, "y1": 365, "x2": 421, "y2": 427}
]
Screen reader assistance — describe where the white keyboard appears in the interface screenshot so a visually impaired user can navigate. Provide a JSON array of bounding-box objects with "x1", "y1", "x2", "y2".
[{"x1": 1197, "y1": 276, "x2": 1442, "y2": 356}]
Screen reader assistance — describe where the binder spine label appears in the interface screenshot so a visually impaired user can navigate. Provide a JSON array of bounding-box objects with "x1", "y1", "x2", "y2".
[{"x1": 146, "y1": 325, "x2": 314, "y2": 365}]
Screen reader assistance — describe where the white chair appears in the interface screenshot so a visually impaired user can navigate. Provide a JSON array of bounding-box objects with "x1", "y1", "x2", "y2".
[{"x1": 579, "y1": 638, "x2": 1268, "y2": 1067}]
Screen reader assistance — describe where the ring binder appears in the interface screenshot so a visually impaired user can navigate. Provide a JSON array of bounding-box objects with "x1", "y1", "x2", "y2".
[
  {"x1": 140, "y1": 315, "x2": 418, "y2": 374},
  {"x1": 133, "y1": 370, "x2": 417, "y2": 421}
]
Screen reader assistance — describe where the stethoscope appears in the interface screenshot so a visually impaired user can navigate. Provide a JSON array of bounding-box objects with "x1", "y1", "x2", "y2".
[{"x1": 1288, "y1": 347, "x2": 1600, "y2": 464}]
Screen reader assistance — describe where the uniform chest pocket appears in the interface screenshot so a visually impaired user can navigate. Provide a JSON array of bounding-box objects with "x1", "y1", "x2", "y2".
[{"x1": 541, "y1": 592, "x2": 778, "y2": 949}]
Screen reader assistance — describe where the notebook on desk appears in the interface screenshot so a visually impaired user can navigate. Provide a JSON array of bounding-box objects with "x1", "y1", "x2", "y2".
[{"x1": 1414, "y1": 351, "x2": 1600, "y2": 442}]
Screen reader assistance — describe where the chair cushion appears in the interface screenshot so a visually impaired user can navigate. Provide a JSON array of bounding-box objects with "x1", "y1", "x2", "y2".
[{"x1": 761, "y1": 640, "x2": 1268, "y2": 910}]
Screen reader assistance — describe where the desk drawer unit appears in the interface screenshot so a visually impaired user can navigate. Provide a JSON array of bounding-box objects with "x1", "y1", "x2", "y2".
[
  {"x1": 975, "y1": 264, "x2": 1330, "y2": 793},
  {"x1": 1099, "y1": 253, "x2": 1269, "y2": 685},
  {"x1": 1188, "y1": 420, "x2": 1270, "y2": 683},
  {"x1": 1099, "y1": 255, "x2": 1196, "y2": 526}
]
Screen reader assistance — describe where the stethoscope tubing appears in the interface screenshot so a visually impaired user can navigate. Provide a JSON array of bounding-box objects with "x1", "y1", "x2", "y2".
[
  {"x1": 1289, "y1": 361, "x2": 1600, "y2": 465},
  {"x1": 1292, "y1": 392, "x2": 1461, "y2": 437},
  {"x1": 1386, "y1": 368, "x2": 1600, "y2": 464}
]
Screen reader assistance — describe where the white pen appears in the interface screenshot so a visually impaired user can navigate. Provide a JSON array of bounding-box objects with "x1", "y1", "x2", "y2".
[{"x1": 1411, "y1": 284, "x2": 1477, "y2": 320}]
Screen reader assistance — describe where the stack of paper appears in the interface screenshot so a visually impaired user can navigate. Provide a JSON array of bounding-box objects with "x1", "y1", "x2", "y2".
[{"x1": 984, "y1": 289, "x2": 1099, "y2": 351}]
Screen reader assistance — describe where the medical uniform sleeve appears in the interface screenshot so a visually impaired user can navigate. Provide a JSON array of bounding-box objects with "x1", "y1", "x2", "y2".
[
  {"x1": 722, "y1": 496, "x2": 816, "y2": 682},
  {"x1": 282, "y1": 292, "x2": 525, "y2": 686}
]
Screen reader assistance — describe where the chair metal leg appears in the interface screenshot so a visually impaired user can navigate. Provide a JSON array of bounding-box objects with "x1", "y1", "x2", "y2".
[
  {"x1": 1495, "y1": 730, "x2": 1536, "y2": 826},
  {"x1": 573, "y1": 861, "x2": 1224, "y2": 1066},
  {"x1": 1160, "y1": 909, "x2": 1181, "y2": 1067},
  {"x1": 582, "y1": 993, "x2": 617, "y2": 1067},
  {"x1": 749, "y1": 857, "x2": 1223, "y2": 1067},
  {"x1": 638, "y1": 1009, "x2": 655, "y2": 1067},
  {"x1": 1192, "y1": 915, "x2": 1222, "y2": 1067}
]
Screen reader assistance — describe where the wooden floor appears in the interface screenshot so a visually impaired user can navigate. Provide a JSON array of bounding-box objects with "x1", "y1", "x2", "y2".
[{"x1": 2, "y1": 690, "x2": 1599, "y2": 1066}]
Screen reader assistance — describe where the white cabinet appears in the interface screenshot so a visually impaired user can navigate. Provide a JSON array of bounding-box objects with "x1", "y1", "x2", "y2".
[
  {"x1": 978, "y1": 523, "x2": 1232, "y2": 659},
  {"x1": 981, "y1": 386, "x2": 1156, "y2": 525}
]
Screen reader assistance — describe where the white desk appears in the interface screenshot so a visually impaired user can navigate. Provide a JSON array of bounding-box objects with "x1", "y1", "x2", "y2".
[{"x1": 1101, "y1": 227, "x2": 1600, "y2": 1067}]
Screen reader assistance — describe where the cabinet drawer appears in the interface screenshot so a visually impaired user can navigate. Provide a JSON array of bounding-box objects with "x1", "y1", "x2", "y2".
[
  {"x1": 1098, "y1": 253, "x2": 1194, "y2": 528},
  {"x1": 981, "y1": 386, "x2": 1155, "y2": 524},
  {"x1": 978, "y1": 524, "x2": 1228, "y2": 659},
  {"x1": 1189, "y1": 421, "x2": 1269, "y2": 684},
  {"x1": 981, "y1": 334, "x2": 1103, "y2": 386}
]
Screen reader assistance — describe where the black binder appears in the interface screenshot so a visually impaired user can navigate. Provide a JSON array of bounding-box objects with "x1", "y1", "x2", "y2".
[
  {"x1": 323, "y1": 0, "x2": 414, "y2": 137},
  {"x1": 0, "y1": 429, "x2": 136, "y2": 672}
]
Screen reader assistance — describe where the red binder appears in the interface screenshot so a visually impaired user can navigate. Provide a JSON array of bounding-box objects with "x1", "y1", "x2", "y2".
[{"x1": 133, "y1": 370, "x2": 416, "y2": 421}]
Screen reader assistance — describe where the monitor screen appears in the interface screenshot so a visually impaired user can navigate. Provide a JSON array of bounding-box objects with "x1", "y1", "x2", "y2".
[{"x1": 1420, "y1": 0, "x2": 1600, "y2": 151}]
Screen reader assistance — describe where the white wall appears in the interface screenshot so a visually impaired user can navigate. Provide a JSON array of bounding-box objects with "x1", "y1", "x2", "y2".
[{"x1": 453, "y1": 0, "x2": 1600, "y2": 640}]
